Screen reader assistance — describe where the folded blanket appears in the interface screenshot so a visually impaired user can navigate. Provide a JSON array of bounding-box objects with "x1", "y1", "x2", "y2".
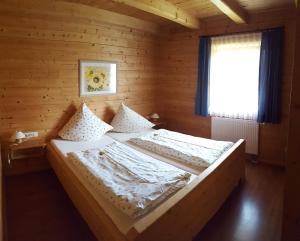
[
  {"x1": 67, "y1": 141, "x2": 191, "y2": 218},
  {"x1": 129, "y1": 129, "x2": 233, "y2": 168}
]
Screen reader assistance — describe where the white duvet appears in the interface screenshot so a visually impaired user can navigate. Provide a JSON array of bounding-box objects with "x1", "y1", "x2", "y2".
[
  {"x1": 67, "y1": 141, "x2": 191, "y2": 218},
  {"x1": 129, "y1": 129, "x2": 233, "y2": 168}
]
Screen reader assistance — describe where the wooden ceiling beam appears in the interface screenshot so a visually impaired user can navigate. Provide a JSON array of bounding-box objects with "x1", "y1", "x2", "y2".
[
  {"x1": 110, "y1": 0, "x2": 201, "y2": 29},
  {"x1": 210, "y1": 0, "x2": 248, "y2": 24}
]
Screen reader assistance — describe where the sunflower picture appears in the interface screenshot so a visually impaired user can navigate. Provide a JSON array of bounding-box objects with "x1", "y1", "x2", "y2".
[
  {"x1": 84, "y1": 67, "x2": 109, "y2": 92},
  {"x1": 80, "y1": 60, "x2": 117, "y2": 96}
]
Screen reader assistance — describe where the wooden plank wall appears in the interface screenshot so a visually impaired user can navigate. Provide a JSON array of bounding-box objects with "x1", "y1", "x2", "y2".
[
  {"x1": 0, "y1": 0, "x2": 296, "y2": 168},
  {"x1": 0, "y1": 0, "x2": 162, "y2": 142},
  {"x1": 282, "y1": 0, "x2": 300, "y2": 239},
  {"x1": 159, "y1": 9, "x2": 296, "y2": 166}
]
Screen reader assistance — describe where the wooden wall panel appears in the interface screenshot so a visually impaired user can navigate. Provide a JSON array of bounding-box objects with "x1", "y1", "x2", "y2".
[
  {"x1": 0, "y1": 0, "x2": 295, "y2": 168},
  {"x1": 282, "y1": 0, "x2": 300, "y2": 239},
  {"x1": 0, "y1": 0, "x2": 161, "y2": 142},
  {"x1": 159, "y1": 9, "x2": 296, "y2": 166},
  {"x1": 158, "y1": 30, "x2": 210, "y2": 138}
]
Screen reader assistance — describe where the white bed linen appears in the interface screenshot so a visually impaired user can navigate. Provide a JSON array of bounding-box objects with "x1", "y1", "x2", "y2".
[
  {"x1": 107, "y1": 129, "x2": 153, "y2": 142},
  {"x1": 128, "y1": 129, "x2": 233, "y2": 168},
  {"x1": 68, "y1": 142, "x2": 191, "y2": 218},
  {"x1": 50, "y1": 136, "x2": 197, "y2": 234},
  {"x1": 107, "y1": 130, "x2": 206, "y2": 174}
]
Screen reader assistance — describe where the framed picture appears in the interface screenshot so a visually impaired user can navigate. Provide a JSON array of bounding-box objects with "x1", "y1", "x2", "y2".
[{"x1": 79, "y1": 60, "x2": 117, "y2": 96}]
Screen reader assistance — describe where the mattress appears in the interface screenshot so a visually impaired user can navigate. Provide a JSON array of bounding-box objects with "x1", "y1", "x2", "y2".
[
  {"x1": 50, "y1": 136, "x2": 197, "y2": 234},
  {"x1": 107, "y1": 130, "x2": 206, "y2": 174}
]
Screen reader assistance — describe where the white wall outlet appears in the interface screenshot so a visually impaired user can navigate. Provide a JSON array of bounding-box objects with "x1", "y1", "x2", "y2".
[{"x1": 23, "y1": 131, "x2": 39, "y2": 138}]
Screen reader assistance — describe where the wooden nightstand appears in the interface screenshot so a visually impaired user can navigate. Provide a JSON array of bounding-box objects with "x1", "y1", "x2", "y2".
[
  {"x1": 151, "y1": 120, "x2": 167, "y2": 130},
  {"x1": 2, "y1": 140, "x2": 49, "y2": 176}
]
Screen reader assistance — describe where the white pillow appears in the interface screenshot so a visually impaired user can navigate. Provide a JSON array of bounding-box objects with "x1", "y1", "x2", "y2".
[
  {"x1": 58, "y1": 103, "x2": 113, "y2": 141},
  {"x1": 110, "y1": 103, "x2": 154, "y2": 133}
]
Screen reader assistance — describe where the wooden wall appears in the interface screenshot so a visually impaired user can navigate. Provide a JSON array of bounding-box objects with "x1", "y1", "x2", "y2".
[
  {"x1": 0, "y1": 0, "x2": 161, "y2": 142},
  {"x1": 159, "y1": 9, "x2": 296, "y2": 166},
  {"x1": 0, "y1": 0, "x2": 296, "y2": 168},
  {"x1": 282, "y1": 1, "x2": 300, "y2": 239}
]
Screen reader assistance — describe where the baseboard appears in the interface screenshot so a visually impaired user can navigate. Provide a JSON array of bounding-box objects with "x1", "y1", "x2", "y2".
[{"x1": 256, "y1": 158, "x2": 286, "y2": 169}]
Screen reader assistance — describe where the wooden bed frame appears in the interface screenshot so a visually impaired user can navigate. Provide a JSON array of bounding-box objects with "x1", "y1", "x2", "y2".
[{"x1": 47, "y1": 139, "x2": 245, "y2": 241}]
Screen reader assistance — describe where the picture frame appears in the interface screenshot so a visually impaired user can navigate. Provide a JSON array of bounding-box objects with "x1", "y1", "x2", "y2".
[{"x1": 79, "y1": 60, "x2": 117, "y2": 96}]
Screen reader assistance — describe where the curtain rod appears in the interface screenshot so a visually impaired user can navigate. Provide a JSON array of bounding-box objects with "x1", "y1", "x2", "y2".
[{"x1": 200, "y1": 26, "x2": 284, "y2": 39}]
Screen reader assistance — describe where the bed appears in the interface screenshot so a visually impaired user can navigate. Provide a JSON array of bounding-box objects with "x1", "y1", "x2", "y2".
[{"x1": 47, "y1": 130, "x2": 245, "y2": 241}]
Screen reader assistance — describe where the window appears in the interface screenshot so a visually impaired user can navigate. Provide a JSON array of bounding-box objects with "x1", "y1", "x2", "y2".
[
  {"x1": 196, "y1": 28, "x2": 282, "y2": 124},
  {"x1": 208, "y1": 33, "x2": 262, "y2": 120}
]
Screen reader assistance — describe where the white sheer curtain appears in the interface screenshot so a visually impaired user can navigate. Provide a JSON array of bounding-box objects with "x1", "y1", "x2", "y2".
[{"x1": 209, "y1": 33, "x2": 262, "y2": 120}]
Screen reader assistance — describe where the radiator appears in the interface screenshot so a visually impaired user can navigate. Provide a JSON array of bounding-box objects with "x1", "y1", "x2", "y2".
[{"x1": 211, "y1": 117, "x2": 259, "y2": 155}]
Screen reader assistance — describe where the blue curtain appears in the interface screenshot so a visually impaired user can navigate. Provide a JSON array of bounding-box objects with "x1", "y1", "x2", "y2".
[
  {"x1": 195, "y1": 37, "x2": 211, "y2": 116},
  {"x1": 257, "y1": 27, "x2": 283, "y2": 123}
]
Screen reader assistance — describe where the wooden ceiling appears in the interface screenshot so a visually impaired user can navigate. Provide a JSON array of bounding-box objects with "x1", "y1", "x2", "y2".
[
  {"x1": 237, "y1": 0, "x2": 295, "y2": 12},
  {"x1": 61, "y1": 0, "x2": 296, "y2": 28},
  {"x1": 168, "y1": 0, "x2": 294, "y2": 17},
  {"x1": 63, "y1": 0, "x2": 171, "y2": 25},
  {"x1": 167, "y1": 0, "x2": 222, "y2": 19}
]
